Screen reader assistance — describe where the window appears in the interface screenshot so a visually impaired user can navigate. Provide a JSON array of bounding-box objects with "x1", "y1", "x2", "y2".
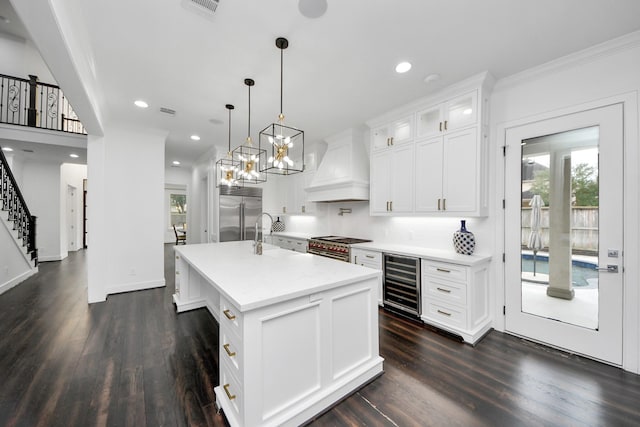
[{"x1": 170, "y1": 193, "x2": 187, "y2": 228}]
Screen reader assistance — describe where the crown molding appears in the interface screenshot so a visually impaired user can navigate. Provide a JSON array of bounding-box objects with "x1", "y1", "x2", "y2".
[{"x1": 494, "y1": 30, "x2": 640, "y2": 92}]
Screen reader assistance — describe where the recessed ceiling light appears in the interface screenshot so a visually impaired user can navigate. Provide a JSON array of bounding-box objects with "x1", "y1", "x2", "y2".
[
  {"x1": 395, "y1": 62, "x2": 412, "y2": 74},
  {"x1": 172, "y1": 160, "x2": 181, "y2": 165},
  {"x1": 2, "y1": 147, "x2": 13, "y2": 152},
  {"x1": 69, "y1": 153, "x2": 79, "y2": 158},
  {"x1": 424, "y1": 73, "x2": 440, "y2": 84},
  {"x1": 134, "y1": 100, "x2": 149, "y2": 108},
  {"x1": 298, "y1": 0, "x2": 328, "y2": 18},
  {"x1": 190, "y1": 135, "x2": 201, "y2": 141},
  {"x1": 463, "y1": 108, "x2": 473, "y2": 115}
]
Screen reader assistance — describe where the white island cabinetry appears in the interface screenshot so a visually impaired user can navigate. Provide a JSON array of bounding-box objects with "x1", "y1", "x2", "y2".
[{"x1": 173, "y1": 242, "x2": 383, "y2": 427}]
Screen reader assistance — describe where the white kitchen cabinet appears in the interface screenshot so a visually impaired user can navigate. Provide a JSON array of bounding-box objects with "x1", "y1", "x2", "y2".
[
  {"x1": 415, "y1": 126, "x2": 478, "y2": 213},
  {"x1": 276, "y1": 171, "x2": 316, "y2": 215},
  {"x1": 371, "y1": 115, "x2": 414, "y2": 152},
  {"x1": 351, "y1": 248, "x2": 383, "y2": 305},
  {"x1": 274, "y1": 235, "x2": 308, "y2": 253},
  {"x1": 367, "y1": 72, "x2": 492, "y2": 217},
  {"x1": 370, "y1": 143, "x2": 414, "y2": 214},
  {"x1": 420, "y1": 258, "x2": 490, "y2": 344},
  {"x1": 416, "y1": 91, "x2": 478, "y2": 139}
]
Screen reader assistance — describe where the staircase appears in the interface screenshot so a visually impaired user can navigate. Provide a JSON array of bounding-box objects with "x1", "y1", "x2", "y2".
[{"x1": 1, "y1": 147, "x2": 38, "y2": 268}]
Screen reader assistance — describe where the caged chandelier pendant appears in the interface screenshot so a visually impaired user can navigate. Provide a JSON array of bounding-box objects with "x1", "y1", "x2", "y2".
[
  {"x1": 259, "y1": 37, "x2": 305, "y2": 175},
  {"x1": 216, "y1": 104, "x2": 240, "y2": 188},
  {"x1": 233, "y1": 78, "x2": 266, "y2": 184}
]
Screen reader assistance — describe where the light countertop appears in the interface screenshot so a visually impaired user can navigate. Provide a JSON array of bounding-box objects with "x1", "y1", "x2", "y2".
[
  {"x1": 351, "y1": 242, "x2": 491, "y2": 267},
  {"x1": 269, "y1": 231, "x2": 313, "y2": 240},
  {"x1": 175, "y1": 241, "x2": 379, "y2": 312}
]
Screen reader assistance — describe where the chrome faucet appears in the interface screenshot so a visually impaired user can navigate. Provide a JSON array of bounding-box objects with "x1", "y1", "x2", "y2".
[{"x1": 254, "y1": 212, "x2": 274, "y2": 254}]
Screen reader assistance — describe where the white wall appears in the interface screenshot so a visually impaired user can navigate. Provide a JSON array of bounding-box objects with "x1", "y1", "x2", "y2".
[
  {"x1": 0, "y1": 212, "x2": 37, "y2": 295},
  {"x1": 189, "y1": 147, "x2": 217, "y2": 244},
  {"x1": 0, "y1": 33, "x2": 56, "y2": 83},
  {"x1": 489, "y1": 33, "x2": 640, "y2": 373},
  {"x1": 87, "y1": 126, "x2": 166, "y2": 303},
  {"x1": 21, "y1": 160, "x2": 63, "y2": 261}
]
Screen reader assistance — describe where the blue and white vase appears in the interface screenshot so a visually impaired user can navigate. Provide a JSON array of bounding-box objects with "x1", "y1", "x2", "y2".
[{"x1": 453, "y1": 220, "x2": 475, "y2": 255}]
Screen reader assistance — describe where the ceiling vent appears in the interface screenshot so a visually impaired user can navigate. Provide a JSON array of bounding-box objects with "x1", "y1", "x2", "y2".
[
  {"x1": 181, "y1": 0, "x2": 219, "y2": 17},
  {"x1": 160, "y1": 107, "x2": 176, "y2": 116}
]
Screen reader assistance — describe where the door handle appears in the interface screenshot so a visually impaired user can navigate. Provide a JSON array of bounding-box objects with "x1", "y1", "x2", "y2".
[{"x1": 596, "y1": 265, "x2": 619, "y2": 273}]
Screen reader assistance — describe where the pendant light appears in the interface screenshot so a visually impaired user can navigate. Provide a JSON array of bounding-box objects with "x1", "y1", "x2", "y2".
[
  {"x1": 259, "y1": 37, "x2": 305, "y2": 175},
  {"x1": 233, "y1": 78, "x2": 267, "y2": 184},
  {"x1": 216, "y1": 104, "x2": 240, "y2": 188}
]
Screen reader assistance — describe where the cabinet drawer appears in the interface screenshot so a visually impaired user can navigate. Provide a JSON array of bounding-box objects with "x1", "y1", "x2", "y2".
[
  {"x1": 220, "y1": 359, "x2": 244, "y2": 420},
  {"x1": 352, "y1": 250, "x2": 382, "y2": 266},
  {"x1": 291, "y1": 239, "x2": 307, "y2": 253},
  {"x1": 424, "y1": 277, "x2": 467, "y2": 307},
  {"x1": 220, "y1": 297, "x2": 243, "y2": 340},
  {"x1": 424, "y1": 301, "x2": 467, "y2": 329},
  {"x1": 220, "y1": 329, "x2": 243, "y2": 381},
  {"x1": 422, "y1": 260, "x2": 467, "y2": 282}
]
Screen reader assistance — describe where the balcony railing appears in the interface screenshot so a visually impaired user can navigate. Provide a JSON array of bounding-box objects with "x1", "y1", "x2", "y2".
[{"x1": 0, "y1": 73, "x2": 86, "y2": 135}]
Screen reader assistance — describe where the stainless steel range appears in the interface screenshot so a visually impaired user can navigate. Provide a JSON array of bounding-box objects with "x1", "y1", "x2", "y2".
[{"x1": 307, "y1": 236, "x2": 372, "y2": 262}]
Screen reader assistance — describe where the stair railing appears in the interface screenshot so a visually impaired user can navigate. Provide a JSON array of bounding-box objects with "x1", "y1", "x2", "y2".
[
  {"x1": 0, "y1": 73, "x2": 85, "y2": 135},
  {"x1": 0, "y1": 147, "x2": 37, "y2": 264}
]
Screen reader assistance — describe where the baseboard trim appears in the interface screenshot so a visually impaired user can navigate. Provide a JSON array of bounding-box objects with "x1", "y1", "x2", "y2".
[
  {"x1": 106, "y1": 278, "x2": 166, "y2": 297},
  {"x1": 39, "y1": 254, "x2": 67, "y2": 262},
  {"x1": 0, "y1": 267, "x2": 39, "y2": 296}
]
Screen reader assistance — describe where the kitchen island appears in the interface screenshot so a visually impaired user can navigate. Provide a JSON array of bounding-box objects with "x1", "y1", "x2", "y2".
[{"x1": 173, "y1": 241, "x2": 384, "y2": 427}]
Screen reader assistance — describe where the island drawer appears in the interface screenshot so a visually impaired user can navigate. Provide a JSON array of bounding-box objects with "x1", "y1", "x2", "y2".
[
  {"x1": 219, "y1": 359, "x2": 244, "y2": 421},
  {"x1": 423, "y1": 276, "x2": 467, "y2": 307},
  {"x1": 422, "y1": 260, "x2": 467, "y2": 282},
  {"x1": 220, "y1": 297, "x2": 243, "y2": 340},
  {"x1": 220, "y1": 329, "x2": 243, "y2": 381}
]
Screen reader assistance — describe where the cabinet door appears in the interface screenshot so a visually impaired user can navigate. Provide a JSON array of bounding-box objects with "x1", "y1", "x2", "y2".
[
  {"x1": 300, "y1": 171, "x2": 316, "y2": 214},
  {"x1": 262, "y1": 174, "x2": 285, "y2": 215},
  {"x1": 370, "y1": 151, "x2": 392, "y2": 214},
  {"x1": 442, "y1": 127, "x2": 477, "y2": 212},
  {"x1": 416, "y1": 104, "x2": 443, "y2": 139},
  {"x1": 371, "y1": 115, "x2": 414, "y2": 152},
  {"x1": 389, "y1": 143, "x2": 415, "y2": 213},
  {"x1": 390, "y1": 115, "x2": 414, "y2": 146},
  {"x1": 414, "y1": 137, "x2": 444, "y2": 212},
  {"x1": 444, "y1": 91, "x2": 477, "y2": 132}
]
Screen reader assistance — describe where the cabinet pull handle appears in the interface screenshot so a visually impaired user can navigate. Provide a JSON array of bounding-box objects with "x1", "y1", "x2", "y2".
[
  {"x1": 175, "y1": 271, "x2": 180, "y2": 275},
  {"x1": 389, "y1": 201, "x2": 393, "y2": 211},
  {"x1": 366, "y1": 255, "x2": 375, "y2": 259},
  {"x1": 386, "y1": 137, "x2": 390, "y2": 146},
  {"x1": 354, "y1": 256, "x2": 357, "y2": 264},
  {"x1": 223, "y1": 343, "x2": 236, "y2": 357},
  {"x1": 444, "y1": 120, "x2": 448, "y2": 131},
  {"x1": 437, "y1": 309, "x2": 452, "y2": 317},
  {"x1": 436, "y1": 287, "x2": 451, "y2": 293},
  {"x1": 443, "y1": 198, "x2": 446, "y2": 210},
  {"x1": 176, "y1": 256, "x2": 180, "y2": 259},
  {"x1": 223, "y1": 384, "x2": 236, "y2": 400},
  {"x1": 302, "y1": 205, "x2": 306, "y2": 213},
  {"x1": 386, "y1": 201, "x2": 390, "y2": 211},
  {"x1": 390, "y1": 137, "x2": 394, "y2": 145},
  {"x1": 223, "y1": 309, "x2": 236, "y2": 321},
  {"x1": 436, "y1": 268, "x2": 451, "y2": 273},
  {"x1": 437, "y1": 199, "x2": 441, "y2": 210},
  {"x1": 439, "y1": 121, "x2": 443, "y2": 132}
]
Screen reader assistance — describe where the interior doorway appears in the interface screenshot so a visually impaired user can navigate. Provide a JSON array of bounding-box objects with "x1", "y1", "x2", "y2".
[{"x1": 504, "y1": 104, "x2": 624, "y2": 365}]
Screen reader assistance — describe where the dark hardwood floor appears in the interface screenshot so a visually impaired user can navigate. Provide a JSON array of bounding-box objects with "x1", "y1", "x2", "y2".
[{"x1": 1, "y1": 245, "x2": 639, "y2": 426}]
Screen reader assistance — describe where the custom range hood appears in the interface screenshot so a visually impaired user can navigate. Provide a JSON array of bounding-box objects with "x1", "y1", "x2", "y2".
[{"x1": 305, "y1": 128, "x2": 369, "y2": 202}]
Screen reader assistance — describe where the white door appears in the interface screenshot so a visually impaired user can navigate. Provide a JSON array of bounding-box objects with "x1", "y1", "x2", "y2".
[
  {"x1": 505, "y1": 104, "x2": 623, "y2": 365},
  {"x1": 67, "y1": 185, "x2": 77, "y2": 251}
]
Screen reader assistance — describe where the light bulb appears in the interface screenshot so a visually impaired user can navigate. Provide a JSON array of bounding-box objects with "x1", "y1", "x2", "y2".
[
  {"x1": 268, "y1": 136, "x2": 274, "y2": 144},
  {"x1": 276, "y1": 134, "x2": 283, "y2": 140},
  {"x1": 285, "y1": 157, "x2": 293, "y2": 166},
  {"x1": 284, "y1": 136, "x2": 291, "y2": 144}
]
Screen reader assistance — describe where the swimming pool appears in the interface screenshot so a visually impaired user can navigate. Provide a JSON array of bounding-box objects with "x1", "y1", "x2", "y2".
[{"x1": 521, "y1": 254, "x2": 598, "y2": 288}]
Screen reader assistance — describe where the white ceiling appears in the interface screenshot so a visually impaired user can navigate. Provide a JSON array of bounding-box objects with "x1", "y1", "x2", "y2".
[{"x1": 4, "y1": 0, "x2": 640, "y2": 169}]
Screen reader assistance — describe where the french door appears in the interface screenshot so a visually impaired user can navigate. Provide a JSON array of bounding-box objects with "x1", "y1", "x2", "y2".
[{"x1": 504, "y1": 104, "x2": 623, "y2": 365}]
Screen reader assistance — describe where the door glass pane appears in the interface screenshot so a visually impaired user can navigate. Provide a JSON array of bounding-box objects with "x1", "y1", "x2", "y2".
[
  {"x1": 520, "y1": 126, "x2": 599, "y2": 330},
  {"x1": 170, "y1": 193, "x2": 187, "y2": 228}
]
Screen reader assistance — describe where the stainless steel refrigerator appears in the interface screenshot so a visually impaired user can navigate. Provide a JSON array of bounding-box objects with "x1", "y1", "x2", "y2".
[{"x1": 219, "y1": 186, "x2": 262, "y2": 242}]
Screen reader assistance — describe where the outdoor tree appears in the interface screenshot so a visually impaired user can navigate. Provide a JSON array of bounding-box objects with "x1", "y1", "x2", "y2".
[{"x1": 528, "y1": 163, "x2": 598, "y2": 207}]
